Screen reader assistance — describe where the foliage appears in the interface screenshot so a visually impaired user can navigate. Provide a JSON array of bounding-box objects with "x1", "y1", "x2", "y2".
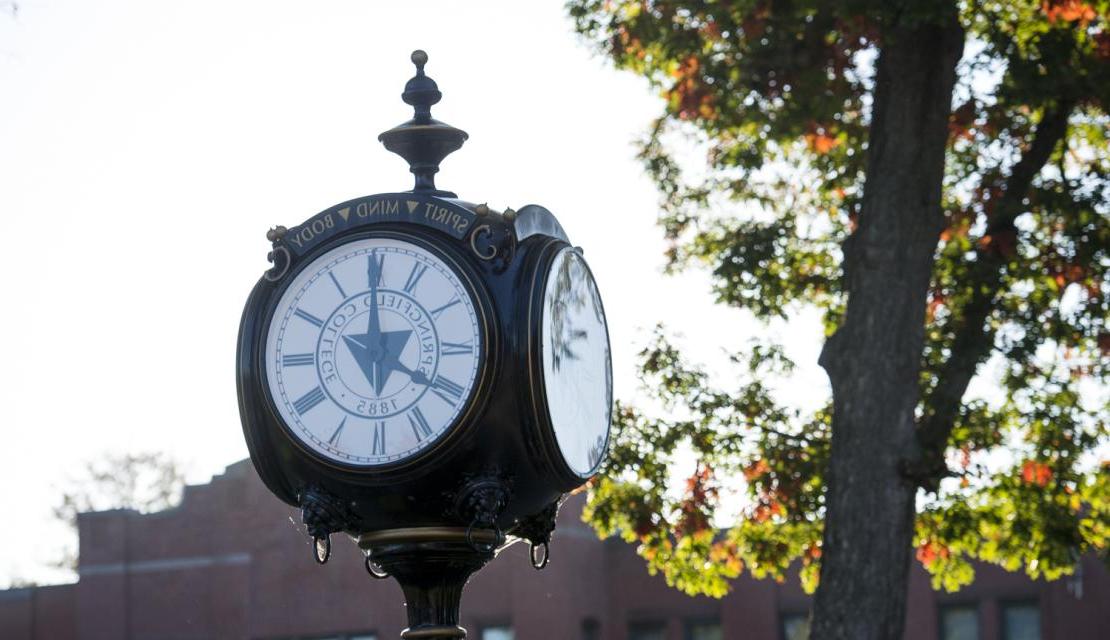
[
  {"x1": 569, "y1": 0, "x2": 1110, "y2": 596},
  {"x1": 51, "y1": 451, "x2": 186, "y2": 570}
]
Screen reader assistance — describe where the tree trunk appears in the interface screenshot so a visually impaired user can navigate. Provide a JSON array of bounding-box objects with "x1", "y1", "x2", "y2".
[{"x1": 811, "y1": 10, "x2": 964, "y2": 640}]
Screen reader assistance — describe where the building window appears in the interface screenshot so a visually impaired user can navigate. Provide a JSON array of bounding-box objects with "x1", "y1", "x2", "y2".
[
  {"x1": 940, "y1": 604, "x2": 979, "y2": 640},
  {"x1": 686, "y1": 619, "x2": 722, "y2": 640},
  {"x1": 628, "y1": 621, "x2": 667, "y2": 640},
  {"x1": 480, "y1": 626, "x2": 514, "y2": 640},
  {"x1": 582, "y1": 617, "x2": 601, "y2": 640},
  {"x1": 296, "y1": 635, "x2": 375, "y2": 640},
  {"x1": 781, "y1": 612, "x2": 810, "y2": 640},
  {"x1": 1002, "y1": 602, "x2": 1041, "y2": 640}
]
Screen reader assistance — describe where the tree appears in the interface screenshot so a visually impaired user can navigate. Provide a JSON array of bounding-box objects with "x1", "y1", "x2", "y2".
[
  {"x1": 52, "y1": 452, "x2": 186, "y2": 570},
  {"x1": 566, "y1": 1, "x2": 1110, "y2": 638}
]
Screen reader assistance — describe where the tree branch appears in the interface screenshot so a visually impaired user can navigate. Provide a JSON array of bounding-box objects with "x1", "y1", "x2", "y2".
[
  {"x1": 910, "y1": 99, "x2": 1076, "y2": 485},
  {"x1": 754, "y1": 422, "x2": 819, "y2": 444}
]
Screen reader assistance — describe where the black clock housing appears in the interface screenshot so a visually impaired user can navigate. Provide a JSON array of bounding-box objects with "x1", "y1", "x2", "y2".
[
  {"x1": 234, "y1": 50, "x2": 611, "y2": 640},
  {"x1": 237, "y1": 194, "x2": 600, "y2": 532}
]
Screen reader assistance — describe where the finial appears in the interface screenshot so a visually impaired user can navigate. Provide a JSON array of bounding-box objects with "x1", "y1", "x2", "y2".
[
  {"x1": 379, "y1": 50, "x2": 468, "y2": 196},
  {"x1": 401, "y1": 49, "x2": 442, "y2": 123}
]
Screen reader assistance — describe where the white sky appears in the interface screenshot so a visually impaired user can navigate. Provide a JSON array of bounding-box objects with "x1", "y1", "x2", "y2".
[{"x1": 0, "y1": 0, "x2": 830, "y2": 586}]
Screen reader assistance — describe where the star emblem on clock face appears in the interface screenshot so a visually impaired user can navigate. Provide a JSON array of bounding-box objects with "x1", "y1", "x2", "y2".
[{"x1": 265, "y1": 237, "x2": 482, "y2": 466}]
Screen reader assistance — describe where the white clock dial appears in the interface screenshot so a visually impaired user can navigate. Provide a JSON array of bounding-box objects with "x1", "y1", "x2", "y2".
[
  {"x1": 541, "y1": 247, "x2": 612, "y2": 477},
  {"x1": 266, "y1": 237, "x2": 482, "y2": 467}
]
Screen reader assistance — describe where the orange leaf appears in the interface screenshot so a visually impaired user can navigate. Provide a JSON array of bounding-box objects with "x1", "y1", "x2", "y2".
[
  {"x1": 1021, "y1": 460, "x2": 1053, "y2": 487},
  {"x1": 1042, "y1": 0, "x2": 1096, "y2": 24},
  {"x1": 743, "y1": 459, "x2": 770, "y2": 481},
  {"x1": 916, "y1": 541, "x2": 936, "y2": 565},
  {"x1": 916, "y1": 540, "x2": 950, "y2": 567},
  {"x1": 805, "y1": 132, "x2": 840, "y2": 154},
  {"x1": 702, "y1": 20, "x2": 722, "y2": 41}
]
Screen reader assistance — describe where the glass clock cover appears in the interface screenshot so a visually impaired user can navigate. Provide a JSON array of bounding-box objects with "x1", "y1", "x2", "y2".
[
  {"x1": 265, "y1": 237, "x2": 482, "y2": 467},
  {"x1": 541, "y1": 247, "x2": 612, "y2": 477}
]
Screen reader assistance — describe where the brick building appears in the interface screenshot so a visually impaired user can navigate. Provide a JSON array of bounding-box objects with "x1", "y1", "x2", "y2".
[{"x1": 0, "y1": 460, "x2": 1105, "y2": 639}]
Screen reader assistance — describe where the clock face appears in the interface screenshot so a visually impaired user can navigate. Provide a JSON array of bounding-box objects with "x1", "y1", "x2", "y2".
[
  {"x1": 265, "y1": 236, "x2": 483, "y2": 467},
  {"x1": 541, "y1": 247, "x2": 612, "y2": 478}
]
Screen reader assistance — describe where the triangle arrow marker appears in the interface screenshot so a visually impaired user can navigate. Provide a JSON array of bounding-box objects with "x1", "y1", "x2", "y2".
[
  {"x1": 406, "y1": 200, "x2": 419, "y2": 214},
  {"x1": 337, "y1": 207, "x2": 350, "y2": 222}
]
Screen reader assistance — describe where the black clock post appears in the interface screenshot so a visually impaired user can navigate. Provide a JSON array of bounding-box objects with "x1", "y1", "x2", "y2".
[{"x1": 236, "y1": 51, "x2": 613, "y2": 640}]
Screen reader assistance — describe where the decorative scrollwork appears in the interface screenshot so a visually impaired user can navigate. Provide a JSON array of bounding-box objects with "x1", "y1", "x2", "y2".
[
  {"x1": 512, "y1": 498, "x2": 561, "y2": 571},
  {"x1": 452, "y1": 473, "x2": 512, "y2": 553},
  {"x1": 264, "y1": 244, "x2": 291, "y2": 282},
  {"x1": 470, "y1": 225, "x2": 497, "y2": 260},
  {"x1": 468, "y1": 222, "x2": 516, "y2": 273},
  {"x1": 299, "y1": 485, "x2": 356, "y2": 565}
]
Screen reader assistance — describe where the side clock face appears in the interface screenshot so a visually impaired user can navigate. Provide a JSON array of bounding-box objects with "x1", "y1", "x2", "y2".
[
  {"x1": 265, "y1": 236, "x2": 483, "y2": 468},
  {"x1": 540, "y1": 247, "x2": 612, "y2": 478}
]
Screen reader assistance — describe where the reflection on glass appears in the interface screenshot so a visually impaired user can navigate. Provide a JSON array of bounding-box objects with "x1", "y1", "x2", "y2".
[
  {"x1": 627, "y1": 622, "x2": 665, "y2": 640},
  {"x1": 782, "y1": 613, "x2": 810, "y2": 640},
  {"x1": 1002, "y1": 603, "x2": 1040, "y2": 640},
  {"x1": 687, "y1": 620, "x2": 722, "y2": 640},
  {"x1": 542, "y1": 248, "x2": 612, "y2": 476},
  {"x1": 941, "y1": 605, "x2": 979, "y2": 640},
  {"x1": 481, "y1": 627, "x2": 514, "y2": 640}
]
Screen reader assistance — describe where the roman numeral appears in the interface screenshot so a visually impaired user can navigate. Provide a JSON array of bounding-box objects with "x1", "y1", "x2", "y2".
[
  {"x1": 281, "y1": 353, "x2": 315, "y2": 367},
  {"x1": 429, "y1": 296, "x2": 460, "y2": 319},
  {"x1": 328, "y1": 417, "x2": 346, "y2": 445},
  {"x1": 292, "y1": 386, "x2": 327, "y2": 415},
  {"x1": 403, "y1": 262, "x2": 428, "y2": 293},
  {"x1": 367, "y1": 253, "x2": 385, "y2": 288},
  {"x1": 430, "y1": 376, "x2": 465, "y2": 405},
  {"x1": 327, "y1": 271, "x2": 347, "y2": 298},
  {"x1": 293, "y1": 308, "x2": 324, "y2": 328},
  {"x1": 408, "y1": 407, "x2": 433, "y2": 441},
  {"x1": 371, "y1": 421, "x2": 386, "y2": 455},
  {"x1": 440, "y1": 341, "x2": 473, "y2": 356}
]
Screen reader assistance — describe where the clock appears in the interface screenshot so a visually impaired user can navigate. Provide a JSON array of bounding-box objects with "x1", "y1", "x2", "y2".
[
  {"x1": 265, "y1": 234, "x2": 484, "y2": 468},
  {"x1": 236, "y1": 49, "x2": 615, "y2": 640},
  {"x1": 520, "y1": 237, "x2": 612, "y2": 491},
  {"x1": 538, "y1": 246, "x2": 612, "y2": 479}
]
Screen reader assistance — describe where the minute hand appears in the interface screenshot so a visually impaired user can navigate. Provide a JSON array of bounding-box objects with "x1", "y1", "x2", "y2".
[
  {"x1": 366, "y1": 252, "x2": 385, "y2": 394},
  {"x1": 366, "y1": 251, "x2": 383, "y2": 341}
]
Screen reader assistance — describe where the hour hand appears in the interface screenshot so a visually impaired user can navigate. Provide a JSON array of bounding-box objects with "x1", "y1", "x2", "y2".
[{"x1": 390, "y1": 360, "x2": 429, "y2": 386}]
